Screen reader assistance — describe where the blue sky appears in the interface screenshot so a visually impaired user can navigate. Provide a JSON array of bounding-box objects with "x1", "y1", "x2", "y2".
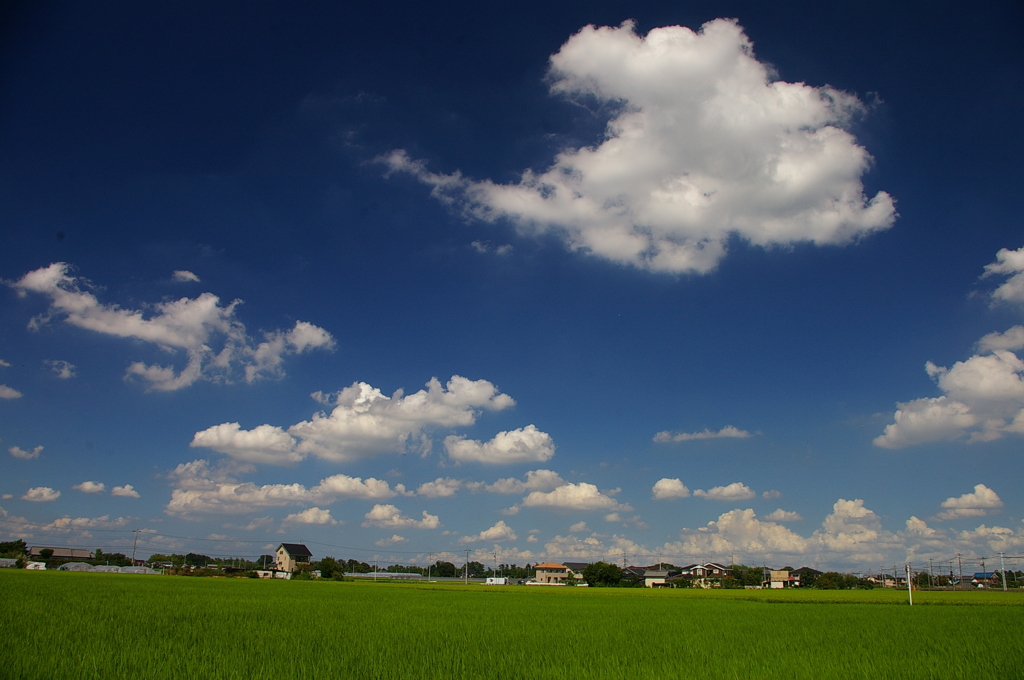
[{"x1": 2, "y1": 0, "x2": 1023, "y2": 573}]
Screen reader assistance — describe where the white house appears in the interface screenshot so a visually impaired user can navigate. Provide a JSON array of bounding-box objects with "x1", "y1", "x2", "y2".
[{"x1": 275, "y1": 543, "x2": 312, "y2": 573}]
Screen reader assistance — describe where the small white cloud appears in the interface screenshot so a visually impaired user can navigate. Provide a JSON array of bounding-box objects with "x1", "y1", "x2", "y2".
[
  {"x1": 522, "y1": 482, "x2": 631, "y2": 512},
  {"x1": 444, "y1": 425, "x2": 555, "y2": 464},
  {"x1": 416, "y1": 477, "x2": 462, "y2": 498},
  {"x1": 0, "y1": 385, "x2": 22, "y2": 399},
  {"x1": 983, "y1": 245, "x2": 1024, "y2": 305},
  {"x1": 225, "y1": 516, "x2": 274, "y2": 531},
  {"x1": 458, "y1": 520, "x2": 518, "y2": 543},
  {"x1": 375, "y1": 534, "x2": 407, "y2": 546},
  {"x1": 603, "y1": 512, "x2": 621, "y2": 523},
  {"x1": 762, "y1": 490, "x2": 782, "y2": 500},
  {"x1": 172, "y1": 270, "x2": 200, "y2": 282},
  {"x1": 0, "y1": 359, "x2": 10, "y2": 367},
  {"x1": 485, "y1": 469, "x2": 564, "y2": 494},
  {"x1": 44, "y1": 360, "x2": 76, "y2": 379},
  {"x1": 73, "y1": 481, "x2": 106, "y2": 494},
  {"x1": 904, "y1": 516, "x2": 937, "y2": 537},
  {"x1": 9, "y1": 445, "x2": 42, "y2": 460},
  {"x1": 470, "y1": 240, "x2": 514, "y2": 255},
  {"x1": 936, "y1": 483, "x2": 1002, "y2": 520},
  {"x1": 361, "y1": 504, "x2": 440, "y2": 529},
  {"x1": 111, "y1": 484, "x2": 140, "y2": 498},
  {"x1": 22, "y1": 486, "x2": 60, "y2": 502},
  {"x1": 652, "y1": 478, "x2": 690, "y2": 500},
  {"x1": 694, "y1": 482, "x2": 755, "y2": 501},
  {"x1": 873, "y1": 395, "x2": 977, "y2": 448},
  {"x1": 764, "y1": 509, "x2": 803, "y2": 522},
  {"x1": 977, "y1": 326, "x2": 1024, "y2": 352},
  {"x1": 284, "y1": 507, "x2": 336, "y2": 525},
  {"x1": 569, "y1": 521, "x2": 588, "y2": 533},
  {"x1": 190, "y1": 422, "x2": 304, "y2": 465},
  {"x1": 654, "y1": 426, "x2": 752, "y2": 442}
]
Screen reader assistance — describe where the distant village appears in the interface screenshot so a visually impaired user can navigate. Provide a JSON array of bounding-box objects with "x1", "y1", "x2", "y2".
[{"x1": 2, "y1": 539, "x2": 1016, "y2": 589}]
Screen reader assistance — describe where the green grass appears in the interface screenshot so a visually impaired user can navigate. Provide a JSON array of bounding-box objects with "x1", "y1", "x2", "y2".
[{"x1": 1, "y1": 571, "x2": 1021, "y2": 679}]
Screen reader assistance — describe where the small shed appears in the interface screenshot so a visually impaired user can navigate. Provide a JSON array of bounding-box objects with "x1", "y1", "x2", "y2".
[{"x1": 644, "y1": 570, "x2": 670, "y2": 588}]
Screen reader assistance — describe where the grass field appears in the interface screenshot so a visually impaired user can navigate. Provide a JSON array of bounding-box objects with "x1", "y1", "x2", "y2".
[{"x1": 1, "y1": 571, "x2": 1022, "y2": 679}]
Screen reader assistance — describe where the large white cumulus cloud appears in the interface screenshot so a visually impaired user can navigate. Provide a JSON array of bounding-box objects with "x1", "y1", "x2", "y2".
[
  {"x1": 10, "y1": 263, "x2": 334, "y2": 391},
  {"x1": 191, "y1": 376, "x2": 521, "y2": 464},
  {"x1": 384, "y1": 19, "x2": 894, "y2": 274}
]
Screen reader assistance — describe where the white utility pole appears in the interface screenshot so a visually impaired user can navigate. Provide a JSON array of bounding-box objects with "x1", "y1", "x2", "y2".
[
  {"x1": 131, "y1": 529, "x2": 141, "y2": 564},
  {"x1": 906, "y1": 563, "x2": 913, "y2": 606}
]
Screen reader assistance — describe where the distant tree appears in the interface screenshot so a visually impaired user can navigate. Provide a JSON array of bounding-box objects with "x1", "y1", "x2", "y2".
[
  {"x1": 724, "y1": 564, "x2": 763, "y2": 588},
  {"x1": 184, "y1": 553, "x2": 213, "y2": 568},
  {"x1": 814, "y1": 572, "x2": 848, "y2": 589},
  {"x1": 345, "y1": 559, "x2": 372, "y2": 573},
  {"x1": 816, "y1": 572, "x2": 873, "y2": 589},
  {"x1": 433, "y1": 560, "x2": 457, "y2": 578},
  {"x1": 0, "y1": 540, "x2": 27, "y2": 558},
  {"x1": 465, "y1": 561, "x2": 485, "y2": 577},
  {"x1": 317, "y1": 557, "x2": 343, "y2": 579},
  {"x1": 582, "y1": 561, "x2": 623, "y2": 587},
  {"x1": 92, "y1": 550, "x2": 131, "y2": 567},
  {"x1": 798, "y1": 570, "x2": 821, "y2": 588},
  {"x1": 39, "y1": 548, "x2": 54, "y2": 560}
]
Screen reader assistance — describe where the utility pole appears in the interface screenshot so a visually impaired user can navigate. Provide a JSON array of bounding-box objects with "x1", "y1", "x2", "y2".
[
  {"x1": 464, "y1": 549, "x2": 470, "y2": 585},
  {"x1": 906, "y1": 563, "x2": 913, "y2": 606},
  {"x1": 957, "y1": 553, "x2": 963, "y2": 591},
  {"x1": 929, "y1": 558, "x2": 934, "y2": 588},
  {"x1": 131, "y1": 528, "x2": 141, "y2": 565},
  {"x1": 427, "y1": 553, "x2": 432, "y2": 581},
  {"x1": 999, "y1": 552, "x2": 1008, "y2": 591}
]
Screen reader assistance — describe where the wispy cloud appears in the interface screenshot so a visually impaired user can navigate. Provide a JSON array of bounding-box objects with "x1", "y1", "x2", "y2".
[
  {"x1": 44, "y1": 359, "x2": 76, "y2": 379},
  {"x1": 654, "y1": 426, "x2": 751, "y2": 443},
  {"x1": 0, "y1": 385, "x2": 22, "y2": 399},
  {"x1": 9, "y1": 445, "x2": 42, "y2": 460},
  {"x1": 11, "y1": 263, "x2": 334, "y2": 391}
]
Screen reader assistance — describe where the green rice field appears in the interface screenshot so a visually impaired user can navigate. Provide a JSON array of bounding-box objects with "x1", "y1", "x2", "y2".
[{"x1": 1, "y1": 570, "x2": 1022, "y2": 679}]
